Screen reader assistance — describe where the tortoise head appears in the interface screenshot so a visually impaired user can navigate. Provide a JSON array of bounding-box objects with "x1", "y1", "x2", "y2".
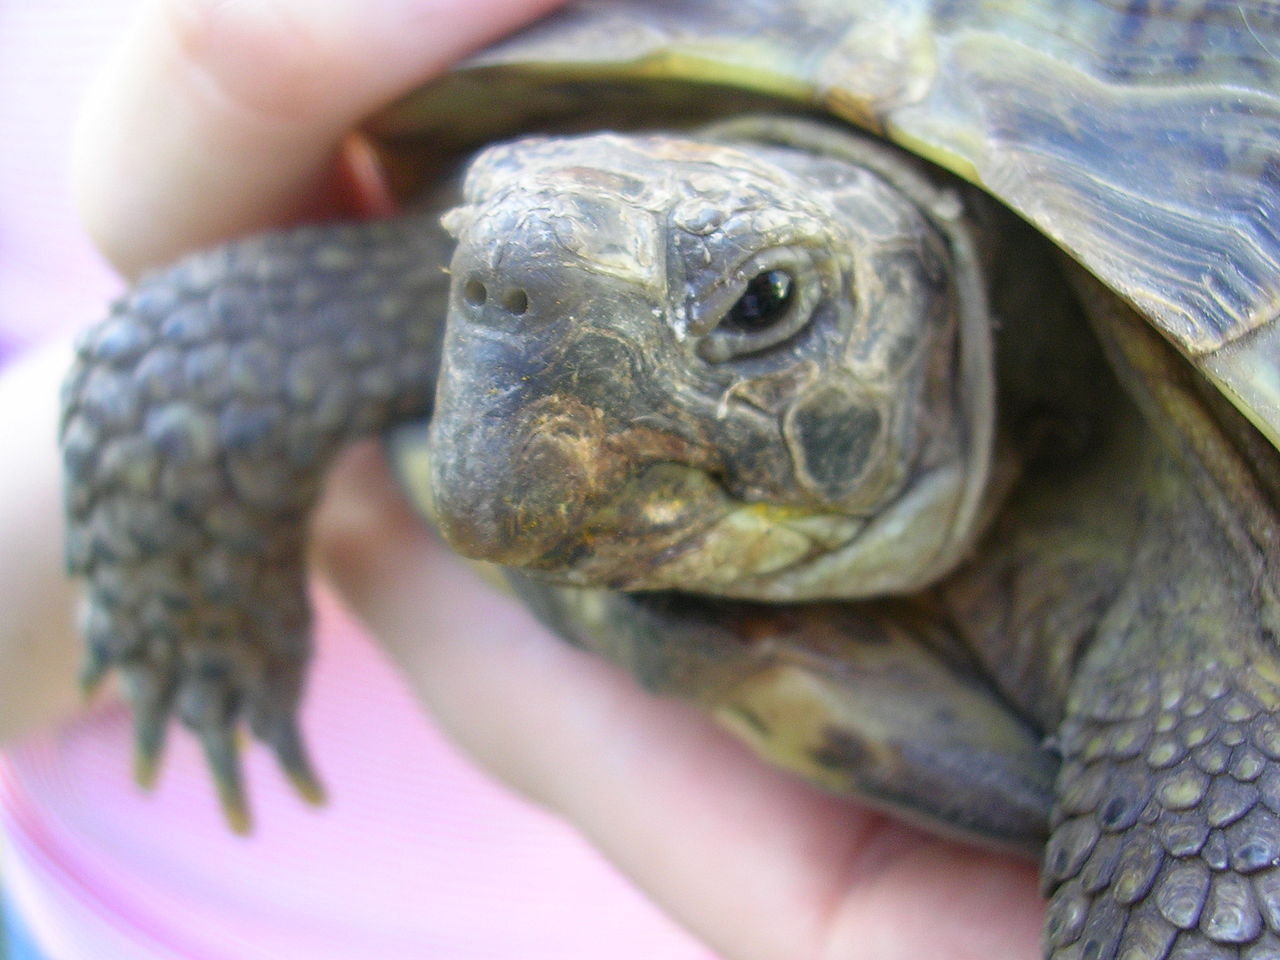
[{"x1": 427, "y1": 125, "x2": 996, "y2": 599}]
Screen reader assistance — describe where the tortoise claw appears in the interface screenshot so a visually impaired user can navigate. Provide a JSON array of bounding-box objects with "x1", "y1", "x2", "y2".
[
  {"x1": 269, "y1": 719, "x2": 327, "y2": 807},
  {"x1": 199, "y1": 725, "x2": 251, "y2": 835},
  {"x1": 132, "y1": 743, "x2": 164, "y2": 792},
  {"x1": 122, "y1": 662, "x2": 176, "y2": 791},
  {"x1": 79, "y1": 645, "x2": 111, "y2": 699}
]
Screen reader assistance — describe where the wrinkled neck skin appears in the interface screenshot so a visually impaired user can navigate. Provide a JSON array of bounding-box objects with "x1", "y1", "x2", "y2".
[{"x1": 425, "y1": 121, "x2": 997, "y2": 602}]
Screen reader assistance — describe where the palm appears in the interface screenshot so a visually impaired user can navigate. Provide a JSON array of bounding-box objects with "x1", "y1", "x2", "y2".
[{"x1": 317, "y1": 444, "x2": 1045, "y2": 960}]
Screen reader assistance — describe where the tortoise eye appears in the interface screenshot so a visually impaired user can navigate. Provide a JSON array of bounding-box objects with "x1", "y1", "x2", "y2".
[
  {"x1": 696, "y1": 254, "x2": 820, "y2": 363},
  {"x1": 722, "y1": 270, "x2": 794, "y2": 333}
]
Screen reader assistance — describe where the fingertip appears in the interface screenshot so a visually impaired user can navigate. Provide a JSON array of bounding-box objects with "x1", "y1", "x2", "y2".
[
  {"x1": 74, "y1": 0, "x2": 566, "y2": 275},
  {"x1": 71, "y1": 0, "x2": 347, "y2": 277}
]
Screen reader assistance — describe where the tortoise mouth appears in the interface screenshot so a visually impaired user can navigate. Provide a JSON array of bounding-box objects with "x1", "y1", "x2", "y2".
[
  {"x1": 429, "y1": 408, "x2": 730, "y2": 576},
  {"x1": 517, "y1": 461, "x2": 737, "y2": 588},
  {"x1": 512, "y1": 450, "x2": 1008, "y2": 602},
  {"x1": 512, "y1": 460, "x2": 877, "y2": 599}
]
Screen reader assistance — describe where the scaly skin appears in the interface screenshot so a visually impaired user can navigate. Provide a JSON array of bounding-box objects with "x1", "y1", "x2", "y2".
[
  {"x1": 62, "y1": 214, "x2": 451, "y2": 828},
  {"x1": 1045, "y1": 638, "x2": 1280, "y2": 958},
  {"x1": 61, "y1": 124, "x2": 1280, "y2": 960},
  {"x1": 1030, "y1": 290, "x2": 1280, "y2": 959},
  {"x1": 953, "y1": 388, "x2": 1280, "y2": 958}
]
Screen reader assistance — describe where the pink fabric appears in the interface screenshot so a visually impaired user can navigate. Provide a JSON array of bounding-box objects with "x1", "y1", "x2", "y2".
[
  {"x1": 0, "y1": 4, "x2": 713, "y2": 958},
  {"x1": 0, "y1": 597, "x2": 711, "y2": 959}
]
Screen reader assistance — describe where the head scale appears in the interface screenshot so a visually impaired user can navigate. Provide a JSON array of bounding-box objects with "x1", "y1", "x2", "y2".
[{"x1": 427, "y1": 121, "x2": 995, "y2": 599}]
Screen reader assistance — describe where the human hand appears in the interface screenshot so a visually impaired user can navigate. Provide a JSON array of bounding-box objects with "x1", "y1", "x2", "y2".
[{"x1": 71, "y1": 1, "x2": 1046, "y2": 957}]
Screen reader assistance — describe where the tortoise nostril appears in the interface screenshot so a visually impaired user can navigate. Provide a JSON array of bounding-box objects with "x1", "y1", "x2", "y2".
[
  {"x1": 463, "y1": 277, "x2": 487, "y2": 307},
  {"x1": 462, "y1": 278, "x2": 527, "y2": 316},
  {"x1": 502, "y1": 289, "x2": 529, "y2": 315}
]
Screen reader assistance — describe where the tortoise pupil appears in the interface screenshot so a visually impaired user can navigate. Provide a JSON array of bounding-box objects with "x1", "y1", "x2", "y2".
[{"x1": 725, "y1": 270, "x2": 794, "y2": 331}]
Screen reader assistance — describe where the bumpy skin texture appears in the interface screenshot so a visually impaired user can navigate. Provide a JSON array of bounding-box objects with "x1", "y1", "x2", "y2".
[
  {"x1": 1046, "y1": 656, "x2": 1280, "y2": 959},
  {"x1": 61, "y1": 124, "x2": 1280, "y2": 960},
  {"x1": 62, "y1": 214, "x2": 450, "y2": 825},
  {"x1": 1029, "y1": 293, "x2": 1280, "y2": 960}
]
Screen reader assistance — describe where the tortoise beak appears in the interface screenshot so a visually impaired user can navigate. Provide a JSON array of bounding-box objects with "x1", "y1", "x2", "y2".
[
  {"x1": 427, "y1": 188, "x2": 669, "y2": 566},
  {"x1": 429, "y1": 382, "x2": 627, "y2": 566}
]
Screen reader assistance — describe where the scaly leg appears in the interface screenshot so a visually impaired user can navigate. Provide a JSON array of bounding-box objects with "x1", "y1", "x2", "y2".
[
  {"x1": 1040, "y1": 273, "x2": 1280, "y2": 959},
  {"x1": 62, "y1": 213, "x2": 452, "y2": 828},
  {"x1": 1044, "y1": 622, "x2": 1280, "y2": 959}
]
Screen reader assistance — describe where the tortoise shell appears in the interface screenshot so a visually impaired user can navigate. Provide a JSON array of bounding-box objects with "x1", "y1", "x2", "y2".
[{"x1": 370, "y1": 0, "x2": 1280, "y2": 446}]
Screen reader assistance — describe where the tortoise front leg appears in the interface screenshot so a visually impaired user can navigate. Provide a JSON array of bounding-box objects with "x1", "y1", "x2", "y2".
[
  {"x1": 1044, "y1": 625, "x2": 1280, "y2": 960},
  {"x1": 1037, "y1": 274, "x2": 1280, "y2": 959},
  {"x1": 509, "y1": 573, "x2": 1056, "y2": 854},
  {"x1": 61, "y1": 212, "x2": 453, "y2": 828},
  {"x1": 1038, "y1": 444, "x2": 1280, "y2": 959}
]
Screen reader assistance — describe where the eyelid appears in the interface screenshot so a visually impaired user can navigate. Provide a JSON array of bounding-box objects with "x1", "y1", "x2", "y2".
[
  {"x1": 688, "y1": 248, "x2": 806, "y2": 336},
  {"x1": 694, "y1": 248, "x2": 822, "y2": 362}
]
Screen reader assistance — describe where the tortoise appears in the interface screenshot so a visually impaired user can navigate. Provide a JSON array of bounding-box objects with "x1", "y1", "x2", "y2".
[{"x1": 59, "y1": 0, "x2": 1280, "y2": 957}]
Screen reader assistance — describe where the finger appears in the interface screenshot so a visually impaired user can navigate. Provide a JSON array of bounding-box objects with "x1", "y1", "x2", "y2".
[
  {"x1": 73, "y1": 0, "x2": 564, "y2": 277},
  {"x1": 314, "y1": 446, "x2": 1044, "y2": 960}
]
